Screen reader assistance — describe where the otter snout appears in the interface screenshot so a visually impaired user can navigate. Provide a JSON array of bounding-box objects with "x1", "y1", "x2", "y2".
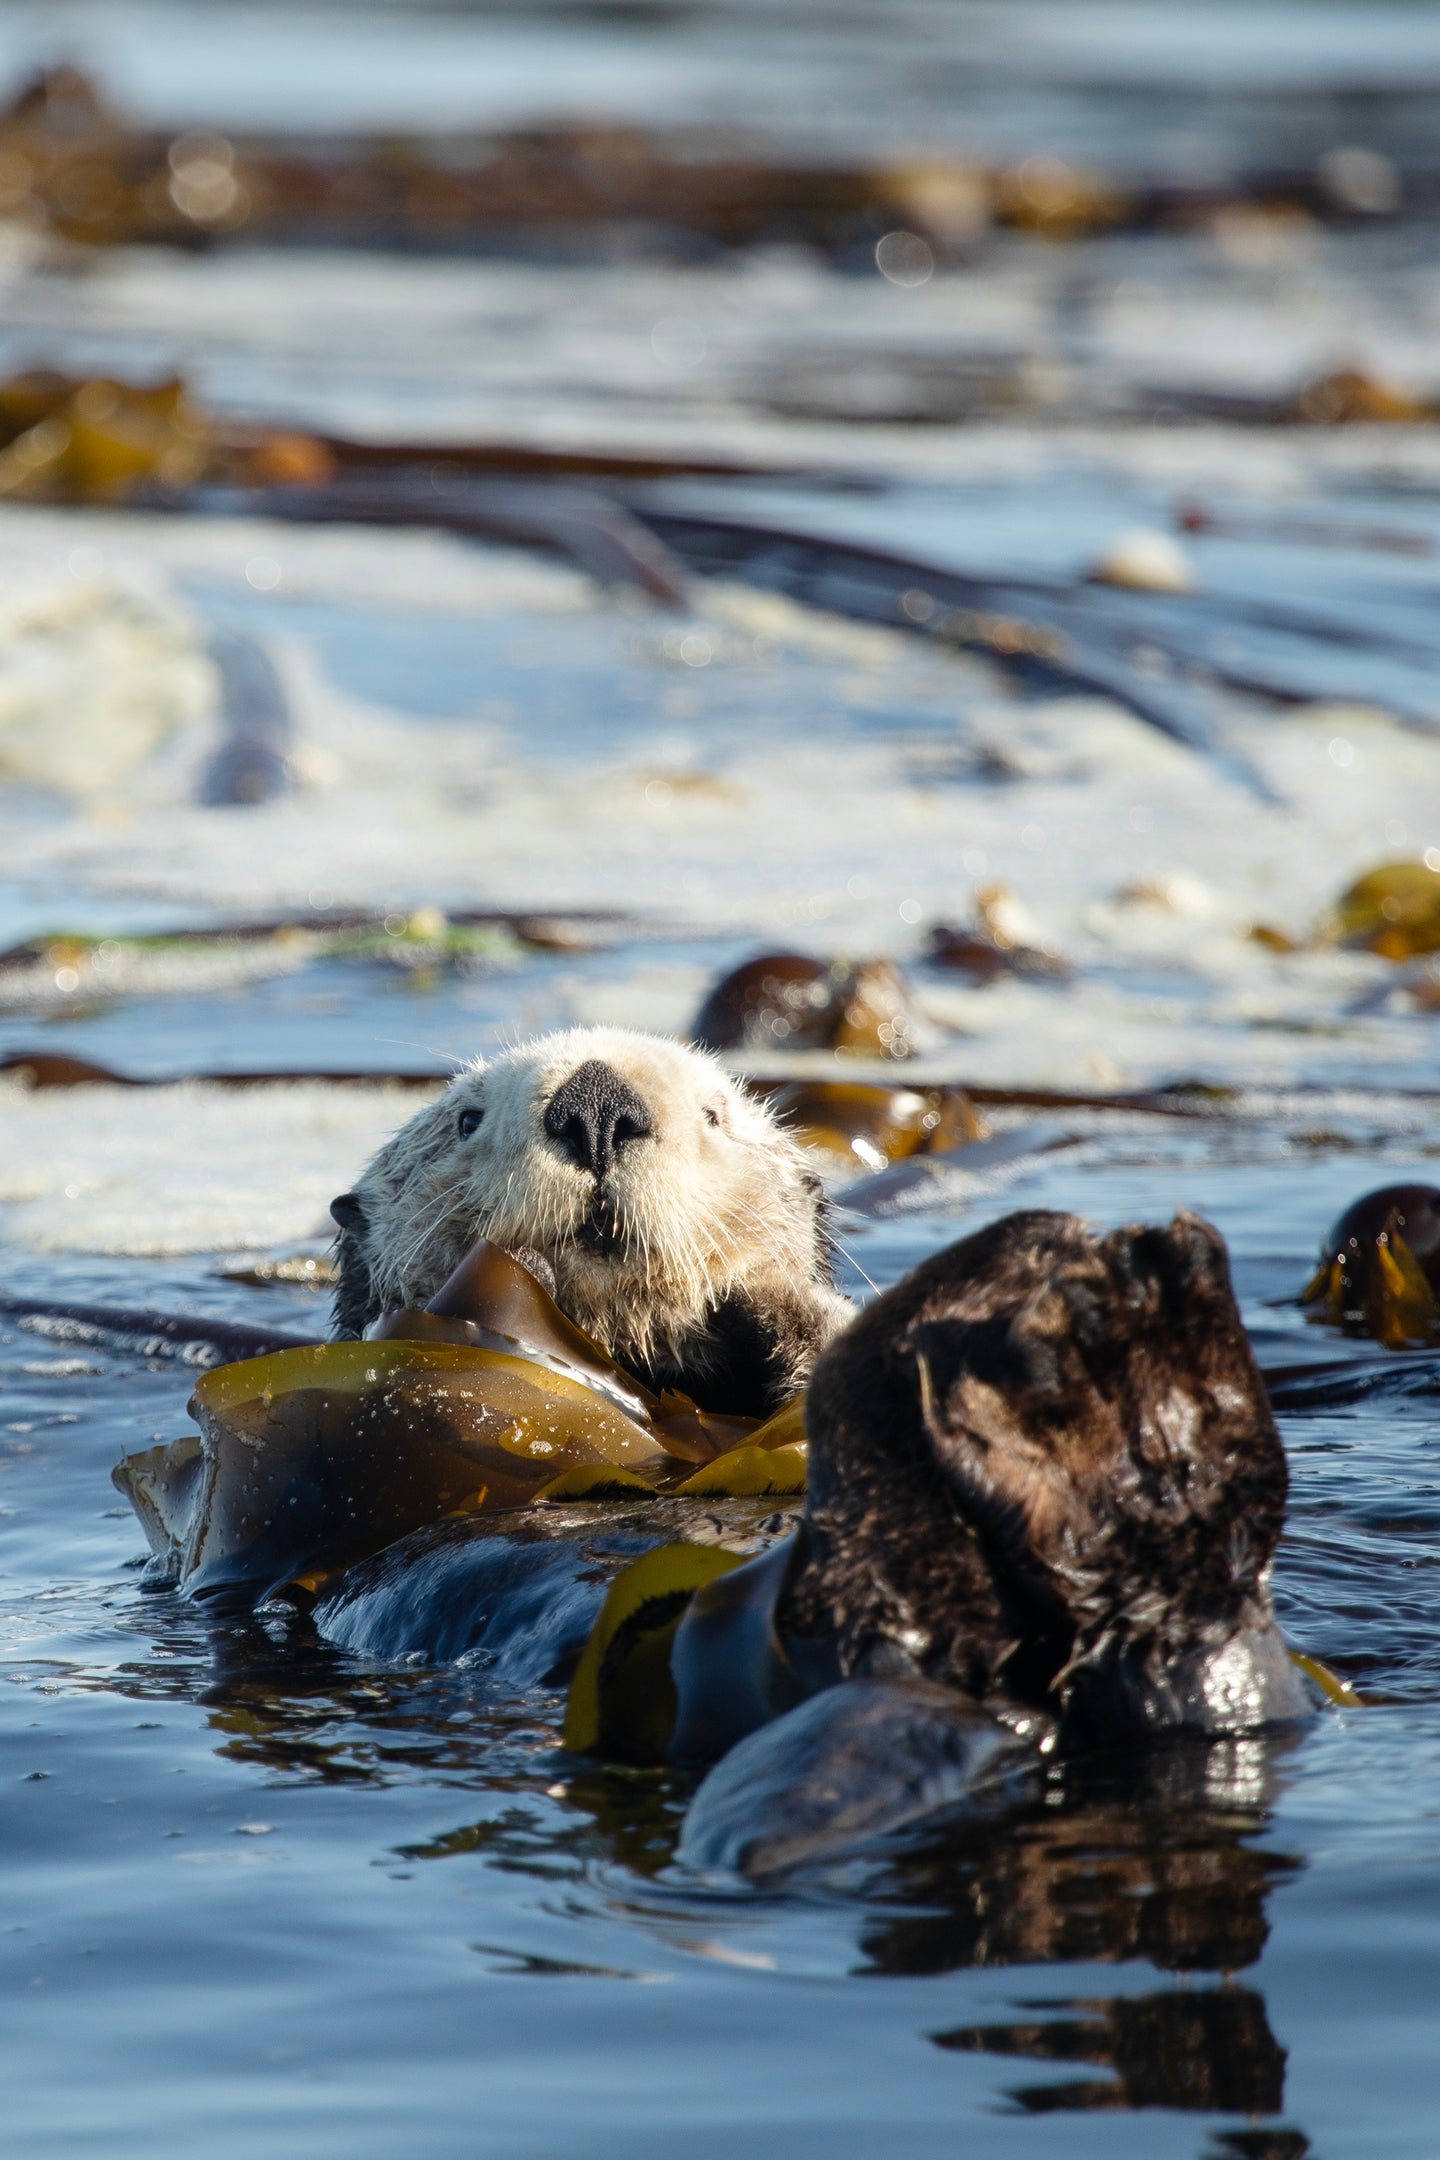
[{"x1": 543, "y1": 1059, "x2": 653, "y2": 1180}]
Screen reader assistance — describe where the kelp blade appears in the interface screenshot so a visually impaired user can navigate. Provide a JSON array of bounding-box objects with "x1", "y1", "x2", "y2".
[
  {"x1": 671, "y1": 1443, "x2": 807, "y2": 1497},
  {"x1": 111, "y1": 1434, "x2": 205, "y2": 1558},
  {"x1": 563, "y1": 1542, "x2": 745, "y2": 1758},
  {"x1": 172, "y1": 1338, "x2": 671, "y2": 1605},
  {"x1": 743, "y1": 1394, "x2": 808, "y2": 1451},
  {"x1": 529, "y1": 1435, "x2": 807, "y2": 1503},
  {"x1": 534, "y1": 1462, "x2": 659, "y2": 1502},
  {"x1": 1374, "y1": 1230, "x2": 1438, "y2": 1346},
  {"x1": 1290, "y1": 1649, "x2": 1366, "y2": 1709}
]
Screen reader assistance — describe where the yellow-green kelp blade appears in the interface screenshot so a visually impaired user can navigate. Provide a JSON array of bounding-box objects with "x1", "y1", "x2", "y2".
[
  {"x1": 534, "y1": 1463, "x2": 660, "y2": 1502},
  {"x1": 180, "y1": 1337, "x2": 671, "y2": 1603},
  {"x1": 1290, "y1": 1649, "x2": 1366, "y2": 1708},
  {"x1": 563, "y1": 1542, "x2": 744, "y2": 1757},
  {"x1": 671, "y1": 1442, "x2": 807, "y2": 1497}
]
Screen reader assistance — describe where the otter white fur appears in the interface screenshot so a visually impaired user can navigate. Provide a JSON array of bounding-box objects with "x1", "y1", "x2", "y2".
[{"x1": 330, "y1": 1027, "x2": 853, "y2": 1417}]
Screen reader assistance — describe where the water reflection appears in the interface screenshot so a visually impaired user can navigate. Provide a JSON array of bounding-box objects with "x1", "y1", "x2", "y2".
[
  {"x1": 934, "y1": 1987, "x2": 1285, "y2": 2114},
  {"x1": 399, "y1": 1768, "x2": 688, "y2": 1884},
  {"x1": 1206, "y1": 2131, "x2": 1311, "y2": 2160},
  {"x1": 93, "y1": 1596, "x2": 564, "y2": 1787},
  {"x1": 377, "y1": 1700, "x2": 1313, "y2": 2136},
  {"x1": 98, "y1": 1526, "x2": 1322, "y2": 2145},
  {"x1": 854, "y1": 1739, "x2": 1303, "y2": 1979},
  {"x1": 844, "y1": 1736, "x2": 1305, "y2": 2142}
]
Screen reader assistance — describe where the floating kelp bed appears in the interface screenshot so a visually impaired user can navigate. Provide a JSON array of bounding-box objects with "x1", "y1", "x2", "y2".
[
  {"x1": 13, "y1": 364, "x2": 1440, "y2": 809},
  {"x1": 0, "y1": 909, "x2": 641, "y2": 1015},
  {"x1": 633, "y1": 490, "x2": 1440, "y2": 759},
  {"x1": 6, "y1": 64, "x2": 1440, "y2": 265}
]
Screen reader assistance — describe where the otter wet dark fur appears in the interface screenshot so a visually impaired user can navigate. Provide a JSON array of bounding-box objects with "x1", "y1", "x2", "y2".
[
  {"x1": 328, "y1": 1027, "x2": 853, "y2": 1419},
  {"x1": 779, "y1": 1207, "x2": 1297, "y2": 1740}
]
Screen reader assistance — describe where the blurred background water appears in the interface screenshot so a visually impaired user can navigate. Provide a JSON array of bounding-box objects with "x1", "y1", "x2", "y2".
[{"x1": 1, "y1": 5, "x2": 1439, "y2": 2156}]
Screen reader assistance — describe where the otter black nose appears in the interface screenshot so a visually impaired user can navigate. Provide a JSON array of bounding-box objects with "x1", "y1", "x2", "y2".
[{"x1": 544, "y1": 1059, "x2": 653, "y2": 1178}]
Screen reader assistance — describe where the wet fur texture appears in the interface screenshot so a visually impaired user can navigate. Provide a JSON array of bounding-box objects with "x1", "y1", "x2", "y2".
[
  {"x1": 780, "y1": 1208, "x2": 1291, "y2": 1738},
  {"x1": 331, "y1": 1027, "x2": 852, "y2": 1417}
]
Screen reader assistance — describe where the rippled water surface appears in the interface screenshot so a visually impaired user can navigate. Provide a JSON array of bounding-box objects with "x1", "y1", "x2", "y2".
[{"x1": 5, "y1": 1111, "x2": 1440, "y2": 2158}]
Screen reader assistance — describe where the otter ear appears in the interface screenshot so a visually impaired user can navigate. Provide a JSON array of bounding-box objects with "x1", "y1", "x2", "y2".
[{"x1": 329, "y1": 1192, "x2": 374, "y2": 1340}]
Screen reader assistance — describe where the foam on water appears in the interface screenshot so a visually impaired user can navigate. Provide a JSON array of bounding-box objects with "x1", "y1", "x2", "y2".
[
  {"x1": 11, "y1": 239, "x2": 1440, "y2": 463},
  {"x1": 0, "y1": 1077, "x2": 436, "y2": 1255},
  {"x1": 1, "y1": 507, "x2": 1434, "y2": 1096},
  {"x1": 0, "y1": 561, "x2": 213, "y2": 796}
]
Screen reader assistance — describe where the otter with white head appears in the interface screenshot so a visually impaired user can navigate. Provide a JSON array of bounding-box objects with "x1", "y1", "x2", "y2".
[{"x1": 329, "y1": 1027, "x2": 853, "y2": 1418}]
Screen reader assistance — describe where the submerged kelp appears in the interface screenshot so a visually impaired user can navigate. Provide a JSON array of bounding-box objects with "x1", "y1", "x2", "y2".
[{"x1": 10, "y1": 353, "x2": 1440, "y2": 782}]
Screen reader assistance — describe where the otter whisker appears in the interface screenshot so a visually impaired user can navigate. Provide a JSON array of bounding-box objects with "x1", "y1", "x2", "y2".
[
  {"x1": 375, "y1": 1036, "x2": 469, "y2": 1073},
  {"x1": 378, "y1": 1199, "x2": 457, "y2": 1296},
  {"x1": 831, "y1": 1238, "x2": 879, "y2": 1297},
  {"x1": 386, "y1": 1173, "x2": 475, "y2": 1279}
]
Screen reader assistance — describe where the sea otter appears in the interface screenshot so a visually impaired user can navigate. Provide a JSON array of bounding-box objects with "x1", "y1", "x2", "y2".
[
  {"x1": 771, "y1": 1207, "x2": 1300, "y2": 1732},
  {"x1": 108, "y1": 1146, "x2": 1340, "y2": 1899},
  {"x1": 328, "y1": 1026, "x2": 853, "y2": 1418},
  {"x1": 670, "y1": 1208, "x2": 1315, "y2": 1871},
  {"x1": 309, "y1": 1204, "x2": 1319, "y2": 1876}
]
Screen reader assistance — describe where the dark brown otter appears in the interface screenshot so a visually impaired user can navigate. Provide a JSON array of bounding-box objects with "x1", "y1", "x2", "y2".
[
  {"x1": 777, "y1": 1206, "x2": 1300, "y2": 1743},
  {"x1": 676, "y1": 1206, "x2": 1310, "y2": 1872}
]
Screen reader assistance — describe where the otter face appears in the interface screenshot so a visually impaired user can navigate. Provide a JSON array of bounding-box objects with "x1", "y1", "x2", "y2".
[{"x1": 331, "y1": 1027, "x2": 849, "y2": 1409}]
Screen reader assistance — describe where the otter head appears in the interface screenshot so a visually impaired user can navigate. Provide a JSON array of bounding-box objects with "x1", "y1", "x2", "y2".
[
  {"x1": 782, "y1": 1208, "x2": 1307, "y2": 1739},
  {"x1": 330, "y1": 1026, "x2": 851, "y2": 1416}
]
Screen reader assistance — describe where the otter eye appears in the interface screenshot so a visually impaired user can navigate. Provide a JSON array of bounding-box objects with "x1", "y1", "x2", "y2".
[{"x1": 457, "y1": 1107, "x2": 484, "y2": 1139}]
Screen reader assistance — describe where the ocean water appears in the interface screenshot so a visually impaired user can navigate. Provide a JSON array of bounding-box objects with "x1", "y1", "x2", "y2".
[
  {"x1": 1, "y1": 4, "x2": 1440, "y2": 2154},
  {"x1": 4, "y1": 1114, "x2": 1440, "y2": 2159}
]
